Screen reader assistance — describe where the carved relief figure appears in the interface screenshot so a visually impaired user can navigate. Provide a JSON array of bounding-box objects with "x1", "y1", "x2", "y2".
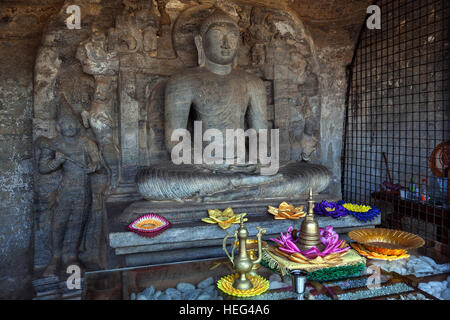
[
  {"x1": 36, "y1": 109, "x2": 104, "y2": 277},
  {"x1": 76, "y1": 27, "x2": 120, "y2": 190},
  {"x1": 242, "y1": 6, "x2": 321, "y2": 162}
]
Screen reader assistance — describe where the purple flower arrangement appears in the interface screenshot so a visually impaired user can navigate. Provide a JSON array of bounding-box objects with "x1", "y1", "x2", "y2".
[{"x1": 313, "y1": 200, "x2": 348, "y2": 219}]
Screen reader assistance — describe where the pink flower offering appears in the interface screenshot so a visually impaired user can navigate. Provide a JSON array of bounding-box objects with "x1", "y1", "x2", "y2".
[{"x1": 127, "y1": 213, "x2": 171, "y2": 237}]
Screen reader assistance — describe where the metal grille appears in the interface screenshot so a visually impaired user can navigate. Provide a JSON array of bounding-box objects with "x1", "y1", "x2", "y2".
[{"x1": 342, "y1": 0, "x2": 450, "y2": 256}]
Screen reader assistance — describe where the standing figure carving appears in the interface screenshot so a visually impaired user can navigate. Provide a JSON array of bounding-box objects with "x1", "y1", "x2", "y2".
[{"x1": 36, "y1": 109, "x2": 105, "y2": 277}]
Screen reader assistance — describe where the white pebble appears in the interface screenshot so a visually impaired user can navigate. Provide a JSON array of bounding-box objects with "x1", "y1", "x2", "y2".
[
  {"x1": 177, "y1": 282, "x2": 196, "y2": 293},
  {"x1": 441, "y1": 288, "x2": 450, "y2": 300},
  {"x1": 420, "y1": 256, "x2": 437, "y2": 267},
  {"x1": 269, "y1": 274, "x2": 282, "y2": 282},
  {"x1": 437, "y1": 264, "x2": 450, "y2": 273},
  {"x1": 197, "y1": 277, "x2": 214, "y2": 289},
  {"x1": 269, "y1": 281, "x2": 288, "y2": 290},
  {"x1": 153, "y1": 290, "x2": 162, "y2": 299},
  {"x1": 419, "y1": 280, "x2": 449, "y2": 300},
  {"x1": 428, "y1": 281, "x2": 444, "y2": 288}
]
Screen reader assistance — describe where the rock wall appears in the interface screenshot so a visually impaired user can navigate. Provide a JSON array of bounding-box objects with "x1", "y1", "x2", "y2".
[
  {"x1": 0, "y1": 0, "x2": 369, "y2": 298},
  {"x1": 0, "y1": 0, "x2": 65, "y2": 299},
  {"x1": 289, "y1": 0, "x2": 372, "y2": 196}
]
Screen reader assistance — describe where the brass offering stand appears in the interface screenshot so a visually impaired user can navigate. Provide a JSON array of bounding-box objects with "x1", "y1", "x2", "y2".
[
  {"x1": 293, "y1": 188, "x2": 323, "y2": 251},
  {"x1": 223, "y1": 219, "x2": 266, "y2": 290}
]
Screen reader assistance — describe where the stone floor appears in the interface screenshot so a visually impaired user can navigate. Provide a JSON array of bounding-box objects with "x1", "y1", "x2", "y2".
[{"x1": 83, "y1": 247, "x2": 450, "y2": 300}]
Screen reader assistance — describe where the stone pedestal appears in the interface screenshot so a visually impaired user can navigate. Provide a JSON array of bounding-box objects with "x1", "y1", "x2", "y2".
[{"x1": 109, "y1": 196, "x2": 381, "y2": 267}]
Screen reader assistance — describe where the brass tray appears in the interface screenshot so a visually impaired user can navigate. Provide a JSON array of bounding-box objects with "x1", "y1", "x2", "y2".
[{"x1": 348, "y1": 228, "x2": 424, "y2": 256}]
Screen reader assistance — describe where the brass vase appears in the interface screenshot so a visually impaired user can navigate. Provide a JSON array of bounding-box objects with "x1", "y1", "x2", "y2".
[{"x1": 223, "y1": 220, "x2": 266, "y2": 290}]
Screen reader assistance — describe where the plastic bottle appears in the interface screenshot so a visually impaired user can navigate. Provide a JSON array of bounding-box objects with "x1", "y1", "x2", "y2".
[
  {"x1": 420, "y1": 178, "x2": 429, "y2": 202},
  {"x1": 408, "y1": 178, "x2": 418, "y2": 200}
]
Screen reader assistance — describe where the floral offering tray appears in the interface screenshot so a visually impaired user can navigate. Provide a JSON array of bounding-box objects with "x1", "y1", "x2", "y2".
[
  {"x1": 350, "y1": 242, "x2": 410, "y2": 261},
  {"x1": 348, "y1": 228, "x2": 424, "y2": 256},
  {"x1": 267, "y1": 201, "x2": 306, "y2": 220},
  {"x1": 217, "y1": 274, "x2": 269, "y2": 297},
  {"x1": 314, "y1": 200, "x2": 348, "y2": 219},
  {"x1": 271, "y1": 246, "x2": 347, "y2": 267},
  {"x1": 337, "y1": 201, "x2": 381, "y2": 222},
  {"x1": 202, "y1": 207, "x2": 247, "y2": 229},
  {"x1": 270, "y1": 225, "x2": 351, "y2": 267},
  {"x1": 127, "y1": 213, "x2": 171, "y2": 237}
]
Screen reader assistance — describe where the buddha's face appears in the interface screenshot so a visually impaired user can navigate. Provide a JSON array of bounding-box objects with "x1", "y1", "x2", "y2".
[{"x1": 203, "y1": 22, "x2": 239, "y2": 65}]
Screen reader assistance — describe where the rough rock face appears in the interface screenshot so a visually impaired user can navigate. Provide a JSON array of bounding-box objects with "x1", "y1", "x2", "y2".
[
  {"x1": 290, "y1": 0, "x2": 372, "y2": 197},
  {"x1": 0, "y1": 0, "x2": 369, "y2": 298},
  {"x1": 0, "y1": 0, "x2": 65, "y2": 299}
]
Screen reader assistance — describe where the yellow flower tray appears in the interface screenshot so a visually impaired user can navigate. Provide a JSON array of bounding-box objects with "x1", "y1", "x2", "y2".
[
  {"x1": 217, "y1": 274, "x2": 269, "y2": 297},
  {"x1": 202, "y1": 207, "x2": 247, "y2": 229},
  {"x1": 267, "y1": 201, "x2": 306, "y2": 220}
]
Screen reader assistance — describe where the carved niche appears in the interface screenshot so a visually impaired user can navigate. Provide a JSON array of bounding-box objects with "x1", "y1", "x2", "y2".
[
  {"x1": 34, "y1": 0, "x2": 321, "y2": 200},
  {"x1": 32, "y1": 0, "x2": 322, "y2": 274}
]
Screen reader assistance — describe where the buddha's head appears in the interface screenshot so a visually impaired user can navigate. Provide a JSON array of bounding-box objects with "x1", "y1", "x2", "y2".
[{"x1": 195, "y1": 9, "x2": 240, "y2": 67}]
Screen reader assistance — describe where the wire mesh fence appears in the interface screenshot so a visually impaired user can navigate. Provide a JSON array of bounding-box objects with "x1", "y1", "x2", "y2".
[{"x1": 342, "y1": 0, "x2": 450, "y2": 256}]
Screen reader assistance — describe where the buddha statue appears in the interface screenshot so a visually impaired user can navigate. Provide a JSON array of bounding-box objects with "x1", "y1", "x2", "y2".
[{"x1": 136, "y1": 9, "x2": 330, "y2": 202}]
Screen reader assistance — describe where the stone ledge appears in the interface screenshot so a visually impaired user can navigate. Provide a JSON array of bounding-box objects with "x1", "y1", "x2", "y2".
[
  {"x1": 109, "y1": 196, "x2": 380, "y2": 257},
  {"x1": 112, "y1": 194, "x2": 339, "y2": 227},
  {"x1": 110, "y1": 215, "x2": 380, "y2": 252},
  {"x1": 108, "y1": 195, "x2": 380, "y2": 266}
]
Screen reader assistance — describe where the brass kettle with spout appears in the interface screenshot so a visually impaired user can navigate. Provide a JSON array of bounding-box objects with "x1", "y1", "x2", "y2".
[{"x1": 222, "y1": 219, "x2": 266, "y2": 290}]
